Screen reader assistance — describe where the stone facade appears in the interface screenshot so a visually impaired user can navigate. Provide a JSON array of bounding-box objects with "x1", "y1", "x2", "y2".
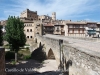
[
  {"x1": 0, "y1": 47, "x2": 6, "y2": 75},
  {"x1": 54, "y1": 24, "x2": 65, "y2": 35},
  {"x1": 24, "y1": 21, "x2": 34, "y2": 39},
  {"x1": 52, "y1": 12, "x2": 56, "y2": 21},
  {"x1": 20, "y1": 9, "x2": 38, "y2": 20},
  {"x1": 38, "y1": 15, "x2": 52, "y2": 20}
]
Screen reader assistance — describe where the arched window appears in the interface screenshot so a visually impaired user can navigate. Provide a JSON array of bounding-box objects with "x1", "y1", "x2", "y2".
[
  {"x1": 30, "y1": 36, "x2": 32, "y2": 38},
  {"x1": 27, "y1": 36, "x2": 29, "y2": 38}
]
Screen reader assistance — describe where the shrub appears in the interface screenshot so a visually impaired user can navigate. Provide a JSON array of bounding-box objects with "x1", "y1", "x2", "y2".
[
  {"x1": 25, "y1": 44, "x2": 30, "y2": 46},
  {"x1": 11, "y1": 60, "x2": 16, "y2": 65},
  {"x1": 23, "y1": 55, "x2": 31, "y2": 60},
  {"x1": 25, "y1": 47, "x2": 29, "y2": 50}
]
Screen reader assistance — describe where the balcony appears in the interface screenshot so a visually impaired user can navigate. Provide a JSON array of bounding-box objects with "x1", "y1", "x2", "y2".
[
  {"x1": 68, "y1": 27, "x2": 85, "y2": 29},
  {"x1": 87, "y1": 30, "x2": 96, "y2": 35}
]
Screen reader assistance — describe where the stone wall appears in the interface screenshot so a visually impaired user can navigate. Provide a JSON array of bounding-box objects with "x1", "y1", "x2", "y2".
[
  {"x1": 0, "y1": 47, "x2": 6, "y2": 75},
  {"x1": 63, "y1": 44, "x2": 100, "y2": 75},
  {"x1": 66, "y1": 36, "x2": 100, "y2": 42}
]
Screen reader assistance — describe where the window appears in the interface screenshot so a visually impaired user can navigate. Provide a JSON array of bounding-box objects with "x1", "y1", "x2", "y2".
[
  {"x1": 75, "y1": 25, "x2": 80, "y2": 28},
  {"x1": 27, "y1": 36, "x2": 29, "y2": 38},
  {"x1": 68, "y1": 25, "x2": 73, "y2": 28},
  {"x1": 72, "y1": 29, "x2": 74, "y2": 33},
  {"x1": 56, "y1": 27, "x2": 59, "y2": 32},
  {"x1": 78, "y1": 30, "x2": 80, "y2": 33},
  {"x1": 30, "y1": 36, "x2": 32, "y2": 38},
  {"x1": 27, "y1": 29, "x2": 29, "y2": 32},
  {"x1": 82, "y1": 30, "x2": 84, "y2": 33},
  {"x1": 68, "y1": 30, "x2": 70, "y2": 33},
  {"x1": 30, "y1": 29, "x2": 32, "y2": 32},
  {"x1": 61, "y1": 26, "x2": 64, "y2": 28},
  {"x1": 44, "y1": 27, "x2": 45, "y2": 30},
  {"x1": 82, "y1": 25, "x2": 84, "y2": 28}
]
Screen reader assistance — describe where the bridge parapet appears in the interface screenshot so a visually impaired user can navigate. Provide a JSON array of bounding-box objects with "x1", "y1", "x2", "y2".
[
  {"x1": 63, "y1": 44, "x2": 100, "y2": 75},
  {"x1": 66, "y1": 36, "x2": 100, "y2": 42}
]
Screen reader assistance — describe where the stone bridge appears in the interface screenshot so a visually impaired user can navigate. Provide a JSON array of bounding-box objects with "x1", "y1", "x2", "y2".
[{"x1": 30, "y1": 34, "x2": 100, "y2": 75}]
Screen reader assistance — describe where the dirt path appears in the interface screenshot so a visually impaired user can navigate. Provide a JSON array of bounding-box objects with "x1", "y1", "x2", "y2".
[
  {"x1": 36, "y1": 59, "x2": 58, "y2": 72},
  {"x1": 6, "y1": 59, "x2": 62, "y2": 75}
]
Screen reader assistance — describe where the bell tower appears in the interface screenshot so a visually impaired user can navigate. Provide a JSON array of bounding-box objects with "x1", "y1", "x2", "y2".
[{"x1": 52, "y1": 12, "x2": 56, "y2": 20}]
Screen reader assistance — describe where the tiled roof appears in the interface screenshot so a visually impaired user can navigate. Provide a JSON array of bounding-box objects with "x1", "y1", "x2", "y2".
[
  {"x1": 66, "y1": 22, "x2": 86, "y2": 24},
  {"x1": 43, "y1": 22, "x2": 54, "y2": 26}
]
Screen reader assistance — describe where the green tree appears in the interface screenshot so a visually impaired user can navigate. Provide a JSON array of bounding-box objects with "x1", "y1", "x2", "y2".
[
  {"x1": 4, "y1": 16, "x2": 26, "y2": 62},
  {"x1": 0, "y1": 25, "x2": 3, "y2": 46}
]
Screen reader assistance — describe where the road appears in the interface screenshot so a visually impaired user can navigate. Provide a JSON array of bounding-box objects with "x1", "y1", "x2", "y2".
[{"x1": 44, "y1": 34, "x2": 100, "y2": 53}]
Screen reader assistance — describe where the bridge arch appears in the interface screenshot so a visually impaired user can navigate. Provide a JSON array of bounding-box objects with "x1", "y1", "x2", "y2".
[
  {"x1": 47, "y1": 48, "x2": 55, "y2": 59},
  {"x1": 39, "y1": 42, "x2": 42, "y2": 47}
]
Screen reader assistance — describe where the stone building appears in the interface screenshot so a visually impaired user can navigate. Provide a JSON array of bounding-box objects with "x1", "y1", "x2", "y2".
[
  {"x1": 64, "y1": 21, "x2": 100, "y2": 37},
  {"x1": 33, "y1": 20, "x2": 43, "y2": 36},
  {"x1": 52, "y1": 12, "x2": 56, "y2": 20},
  {"x1": 64, "y1": 21, "x2": 86, "y2": 37},
  {"x1": 20, "y1": 9, "x2": 39, "y2": 40},
  {"x1": 20, "y1": 9, "x2": 38, "y2": 20},
  {"x1": 38, "y1": 15, "x2": 52, "y2": 20},
  {"x1": 0, "y1": 20, "x2": 7, "y2": 26},
  {"x1": 97, "y1": 22, "x2": 100, "y2": 32},
  {"x1": 0, "y1": 20, "x2": 6, "y2": 34},
  {"x1": 22, "y1": 20, "x2": 35, "y2": 39},
  {"x1": 53, "y1": 22, "x2": 65, "y2": 35},
  {"x1": 43, "y1": 22, "x2": 54, "y2": 34}
]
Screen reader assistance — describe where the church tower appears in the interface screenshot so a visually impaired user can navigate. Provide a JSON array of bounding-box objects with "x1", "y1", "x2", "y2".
[{"x1": 52, "y1": 12, "x2": 56, "y2": 20}]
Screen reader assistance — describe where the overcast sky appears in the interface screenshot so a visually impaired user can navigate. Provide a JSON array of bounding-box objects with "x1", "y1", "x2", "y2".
[{"x1": 0, "y1": 0, "x2": 100, "y2": 22}]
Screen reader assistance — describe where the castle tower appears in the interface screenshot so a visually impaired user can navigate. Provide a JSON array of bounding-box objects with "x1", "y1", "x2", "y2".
[{"x1": 52, "y1": 12, "x2": 56, "y2": 20}]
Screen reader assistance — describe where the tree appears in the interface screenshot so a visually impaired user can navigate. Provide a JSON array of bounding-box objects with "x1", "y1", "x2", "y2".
[
  {"x1": 0, "y1": 25, "x2": 3, "y2": 46},
  {"x1": 4, "y1": 16, "x2": 26, "y2": 62}
]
